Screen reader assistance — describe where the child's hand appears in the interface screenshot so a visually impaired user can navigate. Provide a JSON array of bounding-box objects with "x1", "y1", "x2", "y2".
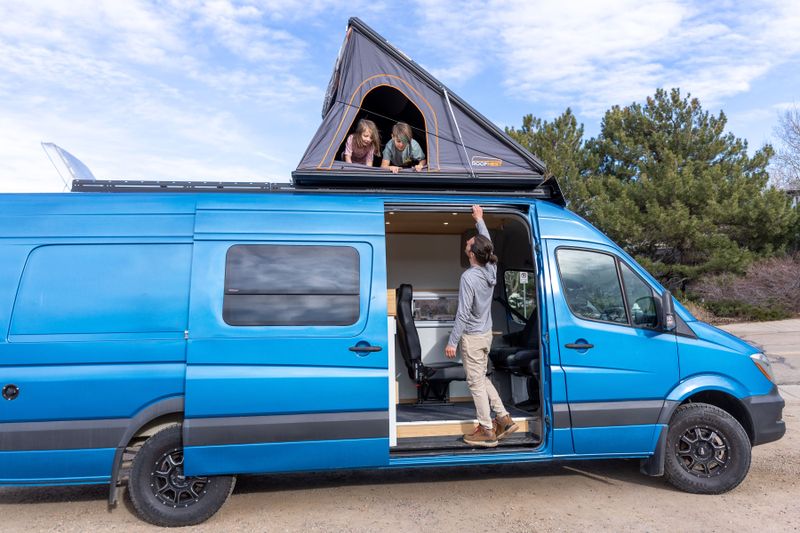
[
  {"x1": 414, "y1": 163, "x2": 425, "y2": 172},
  {"x1": 389, "y1": 166, "x2": 400, "y2": 174}
]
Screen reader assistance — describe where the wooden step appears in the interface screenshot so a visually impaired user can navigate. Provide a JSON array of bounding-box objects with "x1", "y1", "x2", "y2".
[{"x1": 396, "y1": 416, "x2": 532, "y2": 439}]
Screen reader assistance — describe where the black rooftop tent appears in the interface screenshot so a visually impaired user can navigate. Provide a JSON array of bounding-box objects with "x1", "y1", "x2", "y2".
[{"x1": 293, "y1": 18, "x2": 557, "y2": 196}]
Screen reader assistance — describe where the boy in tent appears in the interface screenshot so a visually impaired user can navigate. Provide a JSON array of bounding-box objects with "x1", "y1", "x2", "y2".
[{"x1": 381, "y1": 122, "x2": 426, "y2": 173}]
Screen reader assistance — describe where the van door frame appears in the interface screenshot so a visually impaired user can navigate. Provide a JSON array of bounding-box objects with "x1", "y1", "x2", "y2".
[{"x1": 384, "y1": 200, "x2": 548, "y2": 454}]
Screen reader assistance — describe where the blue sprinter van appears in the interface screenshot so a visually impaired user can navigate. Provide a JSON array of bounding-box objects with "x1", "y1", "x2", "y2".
[{"x1": 0, "y1": 180, "x2": 785, "y2": 526}]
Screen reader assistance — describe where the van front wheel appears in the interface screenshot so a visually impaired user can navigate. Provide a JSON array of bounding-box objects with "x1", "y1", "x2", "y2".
[
  {"x1": 127, "y1": 425, "x2": 236, "y2": 527},
  {"x1": 664, "y1": 403, "x2": 751, "y2": 494}
]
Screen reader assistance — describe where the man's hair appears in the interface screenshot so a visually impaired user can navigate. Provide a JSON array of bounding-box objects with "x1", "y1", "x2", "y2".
[{"x1": 471, "y1": 235, "x2": 498, "y2": 265}]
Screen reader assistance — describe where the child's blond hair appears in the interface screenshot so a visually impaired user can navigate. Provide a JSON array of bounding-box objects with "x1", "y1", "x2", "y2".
[{"x1": 354, "y1": 119, "x2": 381, "y2": 155}]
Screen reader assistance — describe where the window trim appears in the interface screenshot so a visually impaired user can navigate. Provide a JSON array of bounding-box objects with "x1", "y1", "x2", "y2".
[
  {"x1": 222, "y1": 243, "x2": 362, "y2": 327},
  {"x1": 617, "y1": 259, "x2": 660, "y2": 331},
  {"x1": 555, "y1": 246, "x2": 660, "y2": 330}
]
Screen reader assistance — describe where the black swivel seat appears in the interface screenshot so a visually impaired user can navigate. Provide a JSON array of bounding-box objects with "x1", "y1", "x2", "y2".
[
  {"x1": 489, "y1": 314, "x2": 541, "y2": 408},
  {"x1": 395, "y1": 284, "x2": 466, "y2": 403}
]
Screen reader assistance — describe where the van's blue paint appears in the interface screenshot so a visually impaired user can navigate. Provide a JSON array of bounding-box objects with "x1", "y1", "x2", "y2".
[
  {"x1": 0, "y1": 191, "x2": 784, "y2": 487},
  {"x1": 183, "y1": 438, "x2": 390, "y2": 477},
  {"x1": 185, "y1": 365, "x2": 388, "y2": 417},
  {"x1": 0, "y1": 448, "x2": 114, "y2": 484},
  {"x1": 0, "y1": 364, "x2": 184, "y2": 422},
  {"x1": 11, "y1": 244, "x2": 191, "y2": 335},
  {"x1": 572, "y1": 425, "x2": 657, "y2": 454}
]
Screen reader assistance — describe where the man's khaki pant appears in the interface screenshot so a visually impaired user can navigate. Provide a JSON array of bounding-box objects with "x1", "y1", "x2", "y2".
[{"x1": 460, "y1": 331, "x2": 508, "y2": 429}]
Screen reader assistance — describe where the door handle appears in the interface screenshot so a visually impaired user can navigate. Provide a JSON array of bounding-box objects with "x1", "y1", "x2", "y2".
[
  {"x1": 349, "y1": 345, "x2": 383, "y2": 353},
  {"x1": 565, "y1": 343, "x2": 594, "y2": 350}
]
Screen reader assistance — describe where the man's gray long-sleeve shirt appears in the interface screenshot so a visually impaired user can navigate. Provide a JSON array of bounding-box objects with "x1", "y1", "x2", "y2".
[{"x1": 448, "y1": 219, "x2": 497, "y2": 347}]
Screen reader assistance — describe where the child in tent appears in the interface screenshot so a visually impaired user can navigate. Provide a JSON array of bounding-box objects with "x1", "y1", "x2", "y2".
[
  {"x1": 381, "y1": 122, "x2": 427, "y2": 173},
  {"x1": 343, "y1": 119, "x2": 381, "y2": 166}
]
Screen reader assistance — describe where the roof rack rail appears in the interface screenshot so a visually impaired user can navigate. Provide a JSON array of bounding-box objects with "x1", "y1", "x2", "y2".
[
  {"x1": 70, "y1": 180, "x2": 288, "y2": 193},
  {"x1": 71, "y1": 178, "x2": 565, "y2": 205}
]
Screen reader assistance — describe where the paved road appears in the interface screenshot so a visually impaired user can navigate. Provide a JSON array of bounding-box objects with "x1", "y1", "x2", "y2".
[{"x1": 2, "y1": 320, "x2": 798, "y2": 532}]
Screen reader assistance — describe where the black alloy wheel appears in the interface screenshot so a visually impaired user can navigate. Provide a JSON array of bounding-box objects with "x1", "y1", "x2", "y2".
[
  {"x1": 676, "y1": 425, "x2": 730, "y2": 478},
  {"x1": 664, "y1": 402, "x2": 751, "y2": 494},
  {"x1": 150, "y1": 448, "x2": 209, "y2": 508},
  {"x1": 127, "y1": 425, "x2": 236, "y2": 527}
]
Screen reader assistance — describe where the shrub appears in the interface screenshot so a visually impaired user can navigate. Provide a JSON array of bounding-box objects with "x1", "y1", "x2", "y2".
[{"x1": 689, "y1": 254, "x2": 800, "y2": 320}]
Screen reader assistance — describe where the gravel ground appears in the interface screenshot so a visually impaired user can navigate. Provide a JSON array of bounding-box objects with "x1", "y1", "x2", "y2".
[{"x1": 2, "y1": 319, "x2": 798, "y2": 532}]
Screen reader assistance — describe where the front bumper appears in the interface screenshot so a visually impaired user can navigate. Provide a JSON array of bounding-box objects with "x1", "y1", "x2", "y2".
[{"x1": 744, "y1": 386, "x2": 786, "y2": 446}]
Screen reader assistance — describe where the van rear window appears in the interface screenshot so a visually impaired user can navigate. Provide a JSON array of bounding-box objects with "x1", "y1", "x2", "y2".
[{"x1": 223, "y1": 245, "x2": 360, "y2": 326}]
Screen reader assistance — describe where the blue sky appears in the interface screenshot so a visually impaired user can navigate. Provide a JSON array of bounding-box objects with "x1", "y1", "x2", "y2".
[{"x1": 1, "y1": 0, "x2": 799, "y2": 192}]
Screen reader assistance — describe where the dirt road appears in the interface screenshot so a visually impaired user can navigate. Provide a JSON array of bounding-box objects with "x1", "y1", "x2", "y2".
[{"x1": 2, "y1": 320, "x2": 798, "y2": 532}]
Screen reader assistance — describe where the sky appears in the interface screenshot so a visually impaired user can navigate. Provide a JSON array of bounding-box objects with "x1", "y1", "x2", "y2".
[{"x1": 1, "y1": 0, "x2": 799, "y2": 192}]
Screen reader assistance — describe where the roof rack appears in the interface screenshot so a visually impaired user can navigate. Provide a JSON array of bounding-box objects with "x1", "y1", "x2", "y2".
[{"x1": 71, "y1": 178, "x2": 565, "y2": 205}]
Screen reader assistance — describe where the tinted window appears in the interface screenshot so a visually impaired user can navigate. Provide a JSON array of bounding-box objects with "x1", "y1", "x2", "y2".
[
  {"x1": 504, "y1": 270, "x2": 536, "y2": 324},
  {"x1": 556, "y1": 248, "x2": 627, "y2": 324},
  {"x1": 223, "y1": 245, "x2": 360, "y2": 326},
  {"x1": 620, "y1": 262, "x2": 658, "y2": 328}
]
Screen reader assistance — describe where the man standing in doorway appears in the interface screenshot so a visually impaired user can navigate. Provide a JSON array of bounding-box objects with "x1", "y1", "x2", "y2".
[{"x1": 445, "y1": 205, "x2": 518, "y2": 447}]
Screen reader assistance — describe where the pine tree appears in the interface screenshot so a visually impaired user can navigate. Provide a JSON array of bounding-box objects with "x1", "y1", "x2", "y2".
[
  {"x1": 508, "y1": 89, "x2": 798, "y2": 291},
  {"x1": 585, "y1": 88, "x2": 796, "y2": 290},
  {"x1": 506, "y1": 108, "x2": 592, "y2": 213}
]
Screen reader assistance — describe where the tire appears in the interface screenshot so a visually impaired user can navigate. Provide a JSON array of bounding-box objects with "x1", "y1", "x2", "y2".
[
  {"x1": 664, "y1": 402, "x2": 751, "y2": 494},
  {"x1": 127, "y1": 425, "x2": 236, "y2": 527}
]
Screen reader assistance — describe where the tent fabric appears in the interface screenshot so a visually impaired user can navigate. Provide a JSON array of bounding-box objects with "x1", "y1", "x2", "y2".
[{"x1": 295, "y1": 18, "x2": 547, "y2": 181}]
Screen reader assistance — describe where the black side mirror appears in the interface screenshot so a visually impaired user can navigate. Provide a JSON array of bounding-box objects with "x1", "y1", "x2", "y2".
[{"x1": 659, "y1": 290, "x2": 676, "y2": 332}]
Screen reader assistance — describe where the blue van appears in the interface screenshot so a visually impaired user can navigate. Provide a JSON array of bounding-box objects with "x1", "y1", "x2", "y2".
[{"x1": 0, "y1": 181, "x2": 785, "y2": 526}]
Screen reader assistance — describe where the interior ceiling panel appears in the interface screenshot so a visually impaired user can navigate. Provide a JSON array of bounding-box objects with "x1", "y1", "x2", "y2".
[{"x1": 384, "y1": 212, "x2": 513, "y2": 234}]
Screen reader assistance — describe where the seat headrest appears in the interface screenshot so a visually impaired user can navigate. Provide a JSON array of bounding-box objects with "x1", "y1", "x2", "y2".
[{"x1": 397, "y1": 284, "x2": 413, "y2": 303}]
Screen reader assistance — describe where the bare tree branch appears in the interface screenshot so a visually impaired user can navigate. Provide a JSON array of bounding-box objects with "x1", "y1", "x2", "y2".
[{"x1": 773, "y1": 106, "x2": 800, "y2": 188}]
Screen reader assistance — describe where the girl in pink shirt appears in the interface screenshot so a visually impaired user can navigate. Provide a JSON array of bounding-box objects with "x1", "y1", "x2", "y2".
[{"x1": 343, "y1": 119, "x2": 381, "y2": 166}]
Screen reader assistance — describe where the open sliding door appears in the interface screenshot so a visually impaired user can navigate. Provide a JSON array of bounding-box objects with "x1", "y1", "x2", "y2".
[{"x1": 182, "y1": 196, "x2": 389, "y2": 476}]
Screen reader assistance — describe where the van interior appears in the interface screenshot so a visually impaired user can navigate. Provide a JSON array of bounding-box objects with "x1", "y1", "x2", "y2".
[{"x1": 385, "y1": 207, "x2": 542, "y2": 456}]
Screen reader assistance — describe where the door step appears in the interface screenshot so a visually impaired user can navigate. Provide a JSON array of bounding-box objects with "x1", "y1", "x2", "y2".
[
  {"x1": 392, "y1": 433, "x2": 539, "y2": 455},
  {"x1": 396, "y1": 416, "x2": 532, "y2": 439}
]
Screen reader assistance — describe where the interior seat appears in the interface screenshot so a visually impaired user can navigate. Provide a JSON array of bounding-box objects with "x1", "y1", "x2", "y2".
[
  {"x1": 490, "y1": 312, "x2": 540, "y2": 376},
  {"x1": 396, "y1": 284, "x2": 466, "y2": 403}
]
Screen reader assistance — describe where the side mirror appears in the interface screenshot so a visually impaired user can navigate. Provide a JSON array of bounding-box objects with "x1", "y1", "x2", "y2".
[{"x1": 659, "y1": 290, "x2": 676, "y2": 332}]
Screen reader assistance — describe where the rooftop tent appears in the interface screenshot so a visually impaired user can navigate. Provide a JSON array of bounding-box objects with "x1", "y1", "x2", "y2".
[{"x1": 293, "y1": 18, "x2": 553, "y2": 193}]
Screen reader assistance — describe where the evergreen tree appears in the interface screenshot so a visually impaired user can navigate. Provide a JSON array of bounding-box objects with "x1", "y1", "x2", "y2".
[
  {"x1": 585, "y1": 88, "x2": 797, "y2": 290},
  {"x1": 506, "y1": 108, "x2": 592, "y2": 213},
  {"x1": 508, "y1": 89, "x2": 798, "y2": 292}
]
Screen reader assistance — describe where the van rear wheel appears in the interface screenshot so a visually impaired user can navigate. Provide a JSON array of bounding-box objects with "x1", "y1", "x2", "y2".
[
  {"x1": 127, "y1": 425, "x2": 236, "y2": 527},
  {"x1": 664, "y1": 403, "x2": 750, "y2": 494}
]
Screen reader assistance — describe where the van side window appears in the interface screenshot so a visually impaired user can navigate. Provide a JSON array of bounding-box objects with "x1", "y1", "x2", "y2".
[
  {"x1": 556, "y1": 248, "x2": 627, "y2": 324},
  {"x1": 620, "y1": 262, "x2": 659, "y2": 328},
  {"x1": 223, "y1": 245, "x2": 360, "y2": 326}
]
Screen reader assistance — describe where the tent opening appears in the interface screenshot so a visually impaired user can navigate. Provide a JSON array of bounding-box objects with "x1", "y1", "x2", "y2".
[{"x1": 337, "y1": 85, "x2": 427, "y2": 164}]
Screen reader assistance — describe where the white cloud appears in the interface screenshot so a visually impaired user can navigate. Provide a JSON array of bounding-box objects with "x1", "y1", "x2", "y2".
[{"x1": 411, "y1": 0, "x2": 800, "y2": 117}]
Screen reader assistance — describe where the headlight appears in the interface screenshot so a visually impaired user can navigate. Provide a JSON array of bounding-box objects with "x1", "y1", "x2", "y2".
[{"x1": 751, "y1": 353, "x2": 775, "y2": 383}]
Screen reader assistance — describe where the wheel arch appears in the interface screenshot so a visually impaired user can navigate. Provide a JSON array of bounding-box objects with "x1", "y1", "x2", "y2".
[
  {"x1": 108, "y1": 396, "x2": 185, "y2": 508},
  {"x1": 662, "y1": 375, "x2": 754, "y2": 443},
  {"x1": 642, "y1": 376, "x2": 755, "y2": 477}
]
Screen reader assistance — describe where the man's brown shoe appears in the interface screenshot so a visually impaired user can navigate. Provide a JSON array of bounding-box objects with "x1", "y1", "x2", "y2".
[
  {"x1": 463, "y1": 425, "x2": 498, "y2": 447},
  {"x1": 493, "y1": 414, "x2": 519, "y2": 440}
]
